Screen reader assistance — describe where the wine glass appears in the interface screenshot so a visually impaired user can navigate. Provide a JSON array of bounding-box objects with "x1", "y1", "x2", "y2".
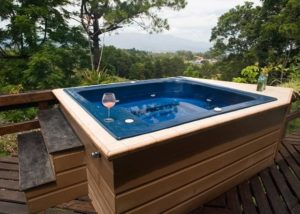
[{"x1": 102, "y1": 93, "x2": 116, "y2": 122}]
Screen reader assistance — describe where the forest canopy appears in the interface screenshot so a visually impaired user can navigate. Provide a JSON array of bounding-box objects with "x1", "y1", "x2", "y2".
[
  {"x1": 209, "y1": 0, "x2": 300, "y2": 83},
  {"x1": 0, "y1": 0, "x2": 299, "y2": 94},
  {"x1": 0, "y1": 0, "x2": 187, "y2": 92}
]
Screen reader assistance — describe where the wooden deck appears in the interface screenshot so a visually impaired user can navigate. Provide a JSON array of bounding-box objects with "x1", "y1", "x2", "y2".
[{"x1": 0, "y1": 130, "x2": 299, "y2": 214}]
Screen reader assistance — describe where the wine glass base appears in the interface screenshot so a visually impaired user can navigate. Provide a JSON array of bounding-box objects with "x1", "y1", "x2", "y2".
[{"x1": 104, "y1": 118, "x2": 114, "y2": 122}]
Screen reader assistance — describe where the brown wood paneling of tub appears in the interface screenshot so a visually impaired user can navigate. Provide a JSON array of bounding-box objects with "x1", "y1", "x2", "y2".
[
  {"x1": 112, "y1": 106, "x2": 287, "y2": 213},
  {"x1": 115, "y1": 131, "x2": 280, "y2": 212},
  {"x1": 24, "y1": 149, "x2": 88, "y2": 213},
  {"x1": 125, "y1": 145, "x2": 276, "y2": 213},
  {"x1": 60, "y1": 104, "x2": 114, "y2": 189},
  {"x1": 60, "y1": 105, "x2": 116, "y2": 211},
  {"x1": 52, "y1": 150, "x2": 85, "y2": 173},
  {"x1": 113, "y1": 107, "x2": 286, "y2": 192},
  {"x1": 60, "y1": 99, "x2": 288, "y2": 213}
]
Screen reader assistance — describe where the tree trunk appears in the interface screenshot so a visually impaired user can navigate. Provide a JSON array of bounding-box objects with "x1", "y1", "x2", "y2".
[{"x1": 92, "y1": 17, "x2": 101, "y2": 71}]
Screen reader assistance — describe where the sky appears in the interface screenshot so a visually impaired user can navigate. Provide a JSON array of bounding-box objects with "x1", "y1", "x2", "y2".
[{"x1": 113, "y1": 0, "x2": 261, "y2": 43}]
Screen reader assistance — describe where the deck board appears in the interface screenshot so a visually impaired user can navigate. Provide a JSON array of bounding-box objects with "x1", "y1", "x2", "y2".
[
  {"x1": 250, "y1": 176, "x2": 273, "y2": 214},
  {"x1": 0, "y1": 201, "x2": 28, "y2": 214},
  {"x1": 38, "y1": 108, "x2": 83, "y2": 154},
  {"x1": 0, "y1": 130, "x2": 300, "y2": 213},
  {"x1": 0, "y1": 162, "x2": 19, "y2": 171},
  {"x1": 17, "y1": 131, "x2": 56, "y2": 191},
  {"x1": 238, "y1": 181, "x2": 258, "y2": 214}
]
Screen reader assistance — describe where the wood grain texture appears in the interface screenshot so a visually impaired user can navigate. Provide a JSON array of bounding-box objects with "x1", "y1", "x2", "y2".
[
  {"x1": 17, "y1": 131, "x2": 55, "y2": 191},
  {"x1": 0, "y1": 90, "x2": 57, "y2": 111},
  {"x1": 260, "y1": 169, "x2": 289, "y2": 214},
  {"x1": 0, "y1": 178, "x2": 19, "y2": 190},
  {"x1": 0, "y1": 156, "x2": 18, "y2": 164},
  {"x1": 38, "y1": 108, "x2": 83, "y2": 154},
  {"x1": 56, "y1": 199, "x2": 96, "y2": 214},
  {"x1": 0, "y1": 128, "x2": 299, "y2": 213},
  {"x1": 226, "y1": 187, "x2": 241, "y2": 214},
  {"x1": 238, "y1": 181, "x2": 258, "y2": 214},
  {"x1": 52, "y1": 150, "x2": 85, "y2": 173},
  {"x1": 0, "y1": 201, "x2": 28, "y2": 214},
  {"x1": 114, "y1": 107, "x2": 285, "y2": 194},
  {"x1": 26, "y1": 166, "x2": 87, "y2": 199},
  {"x1": 0, "y1": 161, "x2": 19, "y2": 171},
  {"x1": 27, "y1": 181, "x2": 88, "y2": 213},
  {"x1": 123, "y1": 145, "x2": 275, "y2": 213},
  {"x1": 164, "y1": 157, "x2": 273, "y2": 214},
  {"x1": 115, "y1": 130, "x2": 279, "y2": 212},
  {"x1": 0, "y1": 189, "x2": 26, "y2": 203},
  {"x1": 88, "y1": 169, "x2": 115, "y2": 214},
  {"x1": 250, "y1": 176, "x2": 273, "y2": 214},
  {"x1": 0, "y1": 170, "x2": 19, "y2": 180},
  {"x1": 0, "y1": 119, "x2": 40, "y2": 136},
  {"x1": 60, "y1": 104, "x2": 114, "y2": 190}
]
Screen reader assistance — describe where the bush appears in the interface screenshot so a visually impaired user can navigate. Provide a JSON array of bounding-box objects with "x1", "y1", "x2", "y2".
[{"x1": 78, "y1": 69, "x2": 127, "y2": 85}]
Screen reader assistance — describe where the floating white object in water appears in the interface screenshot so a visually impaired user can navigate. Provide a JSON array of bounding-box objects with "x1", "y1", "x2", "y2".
[
  {"x1": 125, "y1": 119, "x2": 134, "y2": 123},
  {"x1": 214, "y1": 107, "x2": 222, "y2": 112},
  {"x1": 206, "y1": 98, "x2": 212, "y2": 102},
  {"x1": 150, "y1": 94, "x2": 156, "y2": 97}
]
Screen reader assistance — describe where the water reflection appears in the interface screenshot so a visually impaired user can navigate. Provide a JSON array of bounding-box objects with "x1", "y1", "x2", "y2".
[
  {"x1": 118, "y1": 97, "x2": 217, "y2": 124},
  {"x1": 129, "y1": 101, "x2": 179, "y2": 123}
]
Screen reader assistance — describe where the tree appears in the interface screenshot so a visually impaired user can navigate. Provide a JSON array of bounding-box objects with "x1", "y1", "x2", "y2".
[
  {"x1": 0, "y1": 0, "x2": 89, "y2": 90},
  {"x1": 210, "y1": 0, "x2": 300, "y2": 82},
  {"x1": 210, "y1": 2, "x2": 260, "y2": 60},
  {"x1": 79, "y1": 0, "x2": 187, "y2": 70},
  {"x1": 0, "y1": 0, "x2": 86, "y2": 58}
]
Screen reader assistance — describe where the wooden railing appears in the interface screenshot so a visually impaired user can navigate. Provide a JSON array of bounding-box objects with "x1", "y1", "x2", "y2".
[{"x1": 0, "y1": 90, "x2": 58, "y2": 136}]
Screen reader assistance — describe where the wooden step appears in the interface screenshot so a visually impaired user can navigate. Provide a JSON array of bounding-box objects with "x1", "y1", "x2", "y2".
[
  {"x1": 17, "y1": 131, "x2": 56, "y2": 191},
  {"x1": 38, "y1": 108, "x2": 83, "y2": 154}
]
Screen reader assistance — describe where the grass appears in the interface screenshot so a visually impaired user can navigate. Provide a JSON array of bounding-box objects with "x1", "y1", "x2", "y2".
[
  {"x1": 0, "y1": 151, "x2": 8, "y2": 157},
  {"x1": 286, "y1": 100, "x2": 300, "y2": 134},
  {"x1": 0, "y1": 134, "x2": 17, "y2": 156}
]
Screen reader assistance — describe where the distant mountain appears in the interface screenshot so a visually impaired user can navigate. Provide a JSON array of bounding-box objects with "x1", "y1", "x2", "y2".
[{"x1": 104, "y1": 33, "x2": 211, "y2": 53}]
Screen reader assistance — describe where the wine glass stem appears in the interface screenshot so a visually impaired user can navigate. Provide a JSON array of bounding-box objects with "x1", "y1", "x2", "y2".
[{"x1": 108, "y1": 108, "x2": 110, "y2": 119}]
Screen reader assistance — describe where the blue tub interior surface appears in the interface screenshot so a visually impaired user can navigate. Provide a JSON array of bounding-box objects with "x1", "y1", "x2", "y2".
[{"x1": 64, "y1": 77, "x2": 277, "y2": 140}]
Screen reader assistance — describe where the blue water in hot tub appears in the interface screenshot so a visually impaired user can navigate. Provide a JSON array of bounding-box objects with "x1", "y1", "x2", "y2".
[
  {"x1": 64, "y1": 77, "x2": 277, "y2": 140},
  {"x1": 119, "y1": 98, "x2": 212, "y2": 124}
]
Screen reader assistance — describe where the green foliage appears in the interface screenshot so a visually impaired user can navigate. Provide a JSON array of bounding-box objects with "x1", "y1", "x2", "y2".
[
  {"x1": 78, "y1": 69, "x2": 127, "y2": 86},
  {"x1": 183, "y1": 65, "x2": 200, "y2": 78},
  {"x1": 211, "y1": 0, "x2": 300, "y2": 81},
  {"x1": 100, "y1": 46, "x2": 187, "y2": 80},
  {"x1": 233, "y1": 65, "x2": 259, "y2": 83},
  {"x1": 0, "y1": 108, "x2": 37, "y2": 123},
  {"x1": 24, "y1": 45, "x2": 84, "y2": 89},
  {"x1": 175, "y1": 51, "x2": 194, "y2": 61},
  {"x1": 0, "y1": 0, "x2": 81, "y2": 56},
  {"x1": 280, "y1": 56, "x2": 300, "y2": 93},
  {"x1": 0, "y1": 85, "x2": 37, "y2": 125},
  {"x1": 79, "y1": 0, "x2": 187, "y2": 69}
]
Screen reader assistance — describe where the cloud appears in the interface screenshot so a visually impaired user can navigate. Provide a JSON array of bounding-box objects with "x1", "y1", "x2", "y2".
[{"x1": 118, "y1": 0, "x2": 261, "y2": 43}]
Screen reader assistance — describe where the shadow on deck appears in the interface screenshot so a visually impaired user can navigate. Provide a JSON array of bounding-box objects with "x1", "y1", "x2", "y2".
[{"x1": 0, "y1": 130, "x2": 299, "y2": 214}]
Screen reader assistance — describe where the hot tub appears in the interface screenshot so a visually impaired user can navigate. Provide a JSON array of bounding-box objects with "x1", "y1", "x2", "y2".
[
  {"x1": 64, "y1": 77, "x2": 276, "y2": 139},
  {"x1": 53, "y1": 77, "x2": 292, "y2": 214}
]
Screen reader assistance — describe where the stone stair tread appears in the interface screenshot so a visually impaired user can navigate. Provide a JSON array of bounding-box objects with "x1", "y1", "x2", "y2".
[
  {"x1": 18, "y1": 131, "x2": 55, "y2": 191},
  {"x1": 38, "y1": 108, "x2": 83, "y2": 154}
]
